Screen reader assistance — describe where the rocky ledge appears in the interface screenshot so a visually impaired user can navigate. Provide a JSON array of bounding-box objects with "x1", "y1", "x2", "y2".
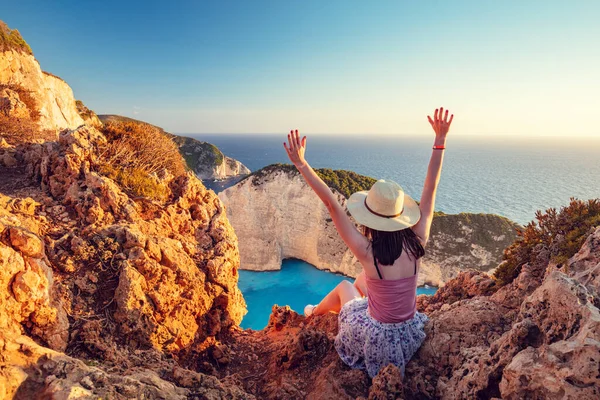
[
  {"x1": 219, "y1": 164, "x2": 519, "y2": 287},
  {"x1": 215, "y1": 225, "x2": 600, "y2": 399}
]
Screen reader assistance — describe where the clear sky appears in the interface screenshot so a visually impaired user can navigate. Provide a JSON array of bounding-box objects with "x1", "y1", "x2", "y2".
[{"x1": 2, "y1": 1, "x2": 599, "y2": 136}]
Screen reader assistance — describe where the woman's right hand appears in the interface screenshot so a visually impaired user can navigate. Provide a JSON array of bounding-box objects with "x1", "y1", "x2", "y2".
[
  {"x1": 427, "y1": 107, "x2": 454, "y2": 139},
  {"x1": 284, "y1": 129, "x2": 307, "y2": 168}
]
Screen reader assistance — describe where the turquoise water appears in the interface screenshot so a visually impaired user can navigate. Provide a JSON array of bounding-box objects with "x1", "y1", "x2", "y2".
[{"x1": 238, "y1": 259, "x2": 437, "y2": 330}]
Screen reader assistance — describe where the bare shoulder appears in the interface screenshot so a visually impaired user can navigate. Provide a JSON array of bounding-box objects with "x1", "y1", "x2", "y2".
[{"x1": 358, "y1": 254, "x2": 379, "y2": 279}]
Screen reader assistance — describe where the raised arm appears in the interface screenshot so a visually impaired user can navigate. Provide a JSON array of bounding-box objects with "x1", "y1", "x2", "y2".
[
  {"x1": 284, "y1": 130, "x2": 370, "y2": 261},
  {"x1": 411, "y1": 107, "x2": 453, "y2": 245}
]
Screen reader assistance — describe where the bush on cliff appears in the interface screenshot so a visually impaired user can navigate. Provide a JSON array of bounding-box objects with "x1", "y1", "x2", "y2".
[
  {"x1": 75, "y1": 100, "x2": 95, "y2": 120},
  {"x1": 249, "y1": 164, "x2": 377, "y2": 198},
  {"x1": 494, "y1": 198, "x2": 600, "y2": 286},
  {"x1": 171, "y1": 135, "x2": 224, "y2": 169},
  {"x1": 315, "y1": 168, "x2": 377, "y2": 199},
  {"x1": 0, "y1": 21, "x2": 33, "y2": 55},
  {"x1": 97, "y1": 119, "x2": 186, "y2": 200}
]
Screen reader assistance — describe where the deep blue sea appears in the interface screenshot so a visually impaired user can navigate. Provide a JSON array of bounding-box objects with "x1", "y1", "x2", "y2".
[{"x1": 185, "y1": 133, "x2": 600, "y2": 329}]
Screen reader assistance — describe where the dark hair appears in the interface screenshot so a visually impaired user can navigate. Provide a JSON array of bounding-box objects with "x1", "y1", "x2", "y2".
[{"x1": 363, "y1": 226, "x2": 425, "y2": 266}]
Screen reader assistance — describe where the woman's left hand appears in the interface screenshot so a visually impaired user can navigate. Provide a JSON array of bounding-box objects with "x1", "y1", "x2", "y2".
[
  {"x1": 427, "y1": 107, "x2": 454, "y2": 139},
  {"x1": 284, "y1": 129, "x2": 307, "y2": 168}
]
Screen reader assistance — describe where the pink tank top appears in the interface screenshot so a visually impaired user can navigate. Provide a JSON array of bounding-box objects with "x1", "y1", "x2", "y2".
[{"x1": 365, "y1": 258, "x2": 418, "y2": 323}]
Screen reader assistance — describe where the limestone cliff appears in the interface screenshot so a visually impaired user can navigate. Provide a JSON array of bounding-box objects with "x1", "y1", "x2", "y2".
[
  {"x1": 0, "y1": 49, "x2": 84, "y2": 133},
  {"x1": 219, "y1": 164, "x2": 519, "y2": 287},
  {"x1": 171, "y1": 135, "x2": 251, "y2": 180}
]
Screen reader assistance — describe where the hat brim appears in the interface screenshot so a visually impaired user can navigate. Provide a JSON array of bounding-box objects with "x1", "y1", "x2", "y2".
[{"x1": 347, "y1": 191, "x2": 421, "y2": 232}]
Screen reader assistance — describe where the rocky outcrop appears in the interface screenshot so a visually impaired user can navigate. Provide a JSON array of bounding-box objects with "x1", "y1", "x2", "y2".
[
  {"x1": 219, "y1": 165, "x2": 519, "y2": 286},
  {"x1": 171, "y1": 135, "x2": 251, "y2": 180},
  {"x1": 0, "y1": 49, "x2": 84, "y2": 133},
  {"x1": 211, "y1": 225, "x2": 600, "y2": 399},
  {"x1": 0, "y1": 125, "x2": 248, "y2": 397},
  {"x1": 0, "y1": 335, "x2": 250, "y2": 399},
  {"x1": 76, "y1": 99, "x2": 102, "y2": 128},
  {"x1": 400, "y1": 225, "x2": 600, "y2": 399}
]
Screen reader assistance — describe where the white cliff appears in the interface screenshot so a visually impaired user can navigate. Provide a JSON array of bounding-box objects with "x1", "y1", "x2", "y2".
[
  {"x1": 0, "y1": 49, "x2": 84, "y2": 132},
  {"x1": 213, "y1": 155, "x2": 252, "y2": 180},
  {"x1": 172, "y1": 135, "x2": 251, "y2": 180},
  {"x1": 219, "y1": 165, "x2": 519, "y2": 287}
]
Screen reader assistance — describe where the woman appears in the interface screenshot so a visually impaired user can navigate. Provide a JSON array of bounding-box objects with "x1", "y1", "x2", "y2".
[{"x1": 283, "y1": 107, "x2": 453, "y2": 378}]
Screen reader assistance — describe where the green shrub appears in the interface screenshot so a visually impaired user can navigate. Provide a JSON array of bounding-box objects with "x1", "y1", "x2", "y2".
[
  {"x1": 247, "y1": 163, "x2": 376, "y2": 198},
  {"x1": 494, "y1": 198, "x2": 600, "y2": 286},
  {"x1": 0, "y1": 21, "x2": 33, "y2": 55},
  {"x1": 314, "y1": 168, "x2": 376, "y2": 198}
]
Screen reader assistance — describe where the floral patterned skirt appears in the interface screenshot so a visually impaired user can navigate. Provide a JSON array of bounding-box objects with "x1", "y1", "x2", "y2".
[{"x1": 334, "y1": 297, "x2": 428, "y2": 378}]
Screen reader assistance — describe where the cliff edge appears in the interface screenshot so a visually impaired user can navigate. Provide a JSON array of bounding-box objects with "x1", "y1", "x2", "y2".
[
  {"x1": 219, "y1": 164, "x2": 519, "y2": 286},
  {"x1": 214, "y1": 222, "x2": 600, "y2": 399}
]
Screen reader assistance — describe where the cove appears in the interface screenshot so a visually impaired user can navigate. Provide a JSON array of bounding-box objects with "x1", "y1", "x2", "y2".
[{"x1": 238, "y1": 258, "x2": 438, "y2": 330}]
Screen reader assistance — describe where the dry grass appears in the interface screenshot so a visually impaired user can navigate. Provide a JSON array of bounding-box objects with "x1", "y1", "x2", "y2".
[
  {"x1": 0, "y1": 83, "x2": 54, "y2": 145},
  {"x1": 98, "y1": 165, "x2": 169, "y2": 201},
  {"x1": 96, "y1": 120, "x2": 186, "y2": 200}
]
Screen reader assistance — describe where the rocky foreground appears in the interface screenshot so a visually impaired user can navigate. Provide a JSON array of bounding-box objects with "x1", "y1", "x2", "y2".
[
  {"x1": 215, "y1": 226, "x2": 600, "y2": 399},
  {"x1": 1, "y1": 126, "x2": 598, "y2": 399},
  {"x1": 0, "y1": 127, "x2": 248, "y2": 398}
]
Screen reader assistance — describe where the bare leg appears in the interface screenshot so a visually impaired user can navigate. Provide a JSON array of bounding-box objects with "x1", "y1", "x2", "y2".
[
  {"x1": 312, "y1": 280, "x2": 361, "y2": 315},
  {"x1": 354, "y1": 271, "x2": 368, "y2": 297}
]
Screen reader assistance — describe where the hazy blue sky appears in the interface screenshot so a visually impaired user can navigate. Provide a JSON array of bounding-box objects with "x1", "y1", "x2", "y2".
[{"x1": 3, "y1": 1, "x2": 599, "y2": 135}]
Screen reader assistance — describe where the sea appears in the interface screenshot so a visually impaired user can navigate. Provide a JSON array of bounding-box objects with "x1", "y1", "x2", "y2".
[{"x1": 187, "y1": 133, "x2": 600, "y2": 329}]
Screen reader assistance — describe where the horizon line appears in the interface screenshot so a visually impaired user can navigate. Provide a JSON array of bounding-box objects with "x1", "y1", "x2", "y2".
[{"x1": 174, "y1": 132, "x2": 600, "y2": 138}]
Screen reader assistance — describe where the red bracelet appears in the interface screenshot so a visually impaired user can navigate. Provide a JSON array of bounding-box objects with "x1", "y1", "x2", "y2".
[{"x1": 433, "y1": 145, "x2": 445, "y2": 150}]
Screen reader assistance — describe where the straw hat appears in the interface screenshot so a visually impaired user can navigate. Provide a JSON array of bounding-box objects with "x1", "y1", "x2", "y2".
[{"x1": 347, "y1": 180, "x2": 421, "y2": 232}]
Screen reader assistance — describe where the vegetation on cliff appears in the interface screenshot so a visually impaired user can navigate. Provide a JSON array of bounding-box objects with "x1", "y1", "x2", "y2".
[
  {"x1": 314, "y1": 167, "x2": 377, "y2": 198},
  {"x1": 248, "y1": 163, "x2": 377, "y2": 198},
  {"x1": 75, "y1": 100, "x2": 92, "y2": 118},
  {"x1": 494, "y1": 197, "x2": 600, "y2": 286},
  {"x1": 0, "y1": 83, "x2": 55, "y2": 145},
  {"x1": 99, "y1": 115, "x2": 239, "y2": 177},
  {"x1": 170, "y1": 134, "x2": 225, "y2": 168},
  {"x1": 97, "y1": 119, "x2": 186, "y2": 200},
  {"x1": 0, "y1": 21, "x2": 32, "y2": 55}
]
